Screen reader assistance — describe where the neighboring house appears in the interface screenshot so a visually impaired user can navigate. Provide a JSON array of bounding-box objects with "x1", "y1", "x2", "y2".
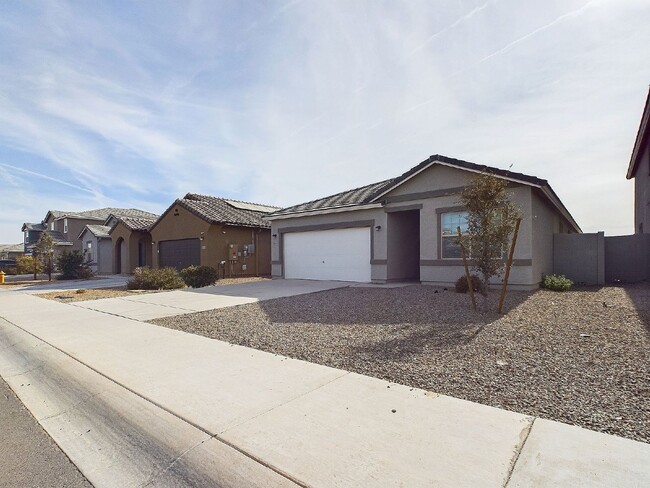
[
  {"x1": 626, "y1": 87, "x2": 650, "y2": 234},
  {"x1": 267, "y1": 154, "x2": 580, "y2": 289},
  {"x1": 0, "y1": 243, "x2": 25, "y2": 260},
  {"x1": 148, "y1": 193, "x2": 278, "y2": 276},
  {"x1": 21, "y1": 222, "x2": 73, "y2": 256},
  {"x1": 109, "y1": 214, "x2": 159, "y2": 274},
  {"x1": 77, "y1": 225, "x2": 113, "y2": 274}
]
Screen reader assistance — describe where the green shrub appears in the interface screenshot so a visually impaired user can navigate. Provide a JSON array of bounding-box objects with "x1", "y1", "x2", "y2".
[
  {"x1": 127, "y1": 267, "x2": 185, "y2": 290},
  {"x1": 179, "y1": 265, "x2": 218, "y2": 288},
  {"x1": 455, "y1": 274, "x2": 484, "y2": 294},
  {"x1": 56, "y1": 250, "x2": 93, "y2": 280},
  {"x1": 541, "y1": 274, "x2": 573, "y2": 292},
  {"x1": 16, "y1": 256, "x2": 41, "y2": 275}
]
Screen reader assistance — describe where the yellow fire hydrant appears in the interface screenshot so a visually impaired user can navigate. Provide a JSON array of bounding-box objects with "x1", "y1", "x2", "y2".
[{"x1": 0, "y1": 271, "x2": 5, "y2": 284}]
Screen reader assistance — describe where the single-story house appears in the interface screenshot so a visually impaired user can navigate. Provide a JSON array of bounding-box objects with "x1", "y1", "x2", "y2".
[
  {"x1": 148, "y1": 193, "x2": 278, "y2": 276},
  {"x1": 267, "y1": 154, "x2": 581, "y2": 289},
  {"x1": 108, "y1": 213, "x2": 159, "y2": 274}
]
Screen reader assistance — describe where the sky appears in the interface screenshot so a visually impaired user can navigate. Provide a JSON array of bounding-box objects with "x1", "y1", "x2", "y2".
[{"x1": 1, "y1": 0, "x2": 650, "y2": 243}]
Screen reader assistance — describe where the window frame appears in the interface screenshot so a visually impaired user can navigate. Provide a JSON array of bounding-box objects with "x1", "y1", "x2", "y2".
[
  {"x1": 440, "y1": 210, "x2": 469, "y2": 259},
  {"x1": 63, "y1": 218, "x2": 68, "y2": 234}
]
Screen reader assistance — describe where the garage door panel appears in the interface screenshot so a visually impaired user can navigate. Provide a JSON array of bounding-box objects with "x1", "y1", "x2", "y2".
[
  {"x1": 159, "y1": 239, "x2": 200, "y2": 270},
  {"x1": 284, "y1": 228, "x2": 371, "y2": 282}
]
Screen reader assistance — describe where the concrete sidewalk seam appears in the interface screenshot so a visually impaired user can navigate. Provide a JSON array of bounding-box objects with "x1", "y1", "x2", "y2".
[
  {"x1": 502, "y1": 417, "x2": 535, "y2": 487},
  {"x1": 2, "y1": 316, "x2": 308, "y2": 488},
  {"x1": 139, "y1": 434, "x2": 212, "y2": 488},
  {"x1": 218, "y1": 371, "x2": 351, "y2": 436}
]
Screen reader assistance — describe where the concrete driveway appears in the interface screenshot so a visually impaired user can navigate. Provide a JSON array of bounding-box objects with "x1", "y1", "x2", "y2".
[{"x1": 72, "y1": 279, "x2": 349, "y2": 320}]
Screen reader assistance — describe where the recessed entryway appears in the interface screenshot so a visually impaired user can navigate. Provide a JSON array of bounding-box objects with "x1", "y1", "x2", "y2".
[{"x1": 387, "y1": 209, "x2": 420, "y2": 282}]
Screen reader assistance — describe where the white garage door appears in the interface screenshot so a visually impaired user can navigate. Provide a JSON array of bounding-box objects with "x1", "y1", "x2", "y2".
[{"x1": 284, "y1": 227, "x2": 371, "y2": 282}]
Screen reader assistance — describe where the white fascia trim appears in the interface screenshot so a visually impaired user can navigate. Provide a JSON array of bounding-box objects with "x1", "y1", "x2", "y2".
[
  {"x1": 266, "y1": 203, "x2": 383, "y2": 220},
  {"x1": 371, "y1": 159, "x2": 545, "y2": 203},
  {"x1": 435, "y1": 161, "x2": 543, "y2": 187},
  {"x1": 369, "y1": 161, "x2": 436, "y2": 202}
]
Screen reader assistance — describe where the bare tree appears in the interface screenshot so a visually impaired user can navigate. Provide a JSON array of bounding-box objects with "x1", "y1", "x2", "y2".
[
  {"x1": 459, "y1": 172, "x2": 521, "y2": 305},
  {"x1": 35, "y1": 231, "x2": 55, "y2": 281}
]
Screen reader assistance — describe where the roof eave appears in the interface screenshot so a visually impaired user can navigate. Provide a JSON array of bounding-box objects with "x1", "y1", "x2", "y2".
[
  {"x1": 540, "y1": 186, "x2": 582, "y2": 233},
  {"x1": 626, "y1": 88, "x2": 650, "y2": 179},
  {"x1": 266, "y1": 202, "x2": 383, "y2": 220}
]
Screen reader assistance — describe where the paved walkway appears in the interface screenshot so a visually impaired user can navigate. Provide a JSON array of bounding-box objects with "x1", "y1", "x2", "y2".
[
  {"x1": 0, "y1": 289, "x2": 648, "y2": 487},
  {"x1": 72, "y1": 279, "x2": 349, "y2": 320}
]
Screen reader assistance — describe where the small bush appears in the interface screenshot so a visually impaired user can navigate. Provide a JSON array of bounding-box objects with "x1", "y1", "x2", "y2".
[
  {"x1": 16, "y1": 256, "x2": 41, "y2": 275},
  {"x1": 541, "y1": 274, "x2": 573, "y2": 292},
  {"x1": 57, "y1": 250, "x2": 93, "y2": 280},
  {"x1": 455, "y1": 274, "x2": 484, "y2": 294},
  {"x1": 76, "y1": 288, "x2": 87, "y2": 294},
  {"x1": 127, "y1": 267, "x2": 185, "y2": 290},
  {"x1": 179, "y1": 265, "x2": 218, "y2": 288}
]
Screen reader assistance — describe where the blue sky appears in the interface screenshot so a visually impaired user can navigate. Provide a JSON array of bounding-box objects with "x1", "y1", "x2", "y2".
[{"x1": 1, "y1": 0, "x2": 650, "y2": 242}]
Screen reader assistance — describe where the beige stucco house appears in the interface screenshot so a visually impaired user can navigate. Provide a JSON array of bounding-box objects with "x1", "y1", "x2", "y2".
[
  {"x1": 109, "y1": 213, "x2": 158, "y2": 274},
  {"x1": 268, "y1": 154, "x2": 580, "y2": 289},
  {"x1": 626, "y1": 87, "x2": 650, "y2": 234},
  {"x1": 148, "y1": 193, "x2": 278, "y2": 276}
]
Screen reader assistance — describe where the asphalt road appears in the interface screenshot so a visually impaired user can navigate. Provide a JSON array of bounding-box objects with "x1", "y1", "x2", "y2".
[{"x1": 0, "y1": 376, "x2": 92, "y2": 488}]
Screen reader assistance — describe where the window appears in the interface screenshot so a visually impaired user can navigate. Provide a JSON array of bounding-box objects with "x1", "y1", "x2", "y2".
[
  {"x1": 63, "y1": 218, "x2": 68, "y2": 233},
  {"x1": 50, "y1": 222, "x2": 55, "y2": 231},
  {"x1": 441, "y1": 211, "x2": 468, "y2": 259}
]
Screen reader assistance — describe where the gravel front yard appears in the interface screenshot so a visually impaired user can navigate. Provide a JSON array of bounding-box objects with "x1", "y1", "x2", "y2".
[{"x1": 151, "y1": 284, "x2": 650, "y2": 443}]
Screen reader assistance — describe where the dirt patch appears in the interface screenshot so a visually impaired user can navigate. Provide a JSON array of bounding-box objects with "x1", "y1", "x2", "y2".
[
  {"x1": 152, "y1": 284, "x2": 650, "y2": 443},
  {"x1": 36, "y1": 287, "x2": 157, "y2": 302},
  {"x1": 212, "y1": 277, "x2": 270, "y2": 286}
]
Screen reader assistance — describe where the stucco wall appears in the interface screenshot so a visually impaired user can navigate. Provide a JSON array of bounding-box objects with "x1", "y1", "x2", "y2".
[
  {"x1": 97, "y1": 238, "x2": 112, "y2": 274},
  {"x1": 271, "y1": 164, "x2": 547, "y2": 288},
  {"x1": 151, "y1": 204, "x2": 270, "y2": 276},
  {"x1": 80, "y1": 232, "x2": 113, "y2": 274},
  {"x1": 634, "y1": 142, "x2": 650, "y2": 234},
  {"x1": 605, "y1": 234, "x2": 650, "y2": 283},
  {"x1": 554, "y1": 232, "x2": 605, "y2": 285},
  {"x1": 531, "y1": 189, "x2": 558, "y2": 283}
]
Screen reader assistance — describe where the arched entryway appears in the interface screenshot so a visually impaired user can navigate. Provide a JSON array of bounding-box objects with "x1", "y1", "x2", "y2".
[{"x1": 115, "y1": 237, "x2": 125, "y2": 274}]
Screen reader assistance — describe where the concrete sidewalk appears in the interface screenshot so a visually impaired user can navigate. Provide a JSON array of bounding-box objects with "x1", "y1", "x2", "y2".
[
  {"x1": 1, "y1": 291, "x2": 648, "y2": 487},
  {"x1": 72, "y1": 279, "x2": 349, "y2": 320}
]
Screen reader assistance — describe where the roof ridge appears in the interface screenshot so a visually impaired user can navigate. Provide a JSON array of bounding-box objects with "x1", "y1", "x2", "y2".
[{"x1": 184, "y1": 192, "x2": 281, "y2": 209}]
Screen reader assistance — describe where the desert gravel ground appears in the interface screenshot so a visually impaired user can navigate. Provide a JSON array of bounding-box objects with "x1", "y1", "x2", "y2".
[
  {"x1": 152, "y1": 284, "x2": 650, "y2": 443},
  {"x1": 37, "y1": 286, "x2": 157, "y2": 302}
]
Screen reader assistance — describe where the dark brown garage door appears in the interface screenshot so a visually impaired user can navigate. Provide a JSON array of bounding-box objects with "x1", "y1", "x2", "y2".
[{"x1": 159, "y1": 239, "x2": 200, "y2": 270}]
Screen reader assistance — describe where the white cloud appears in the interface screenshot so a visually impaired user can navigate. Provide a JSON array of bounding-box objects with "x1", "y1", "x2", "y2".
[{"x1": 1, "y1": 0, "x2": 649, "y2": 243}]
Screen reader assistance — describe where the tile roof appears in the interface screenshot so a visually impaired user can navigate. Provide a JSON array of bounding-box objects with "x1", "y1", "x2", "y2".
[
  {"x1": 371, "y1": 154, "x2": 548, "y2": 199},
  {"x1": 269, "y1": 180, "x2": 393, "y2": 217},
  {"x1": 119, "y1": 217, "x2": 158, "y2": 232},
  {"x1": 268, "y1": 154, "x2": 580, "y2": 232},
  {"x1": 81, "y1": 225, "x2": 112, "y2": 239},
  {"x1": 0, "y1": 243, "x2": 24, "y2": 253},
  {"x1": 21, "y1": 222, "x2": 45, "y2": 232},
  {"x1": 163, "y1": 193, "x2": 280, "y2": 229},
  {"x1": 49, "y1": 207, "x2": 158, "y2": 222}
]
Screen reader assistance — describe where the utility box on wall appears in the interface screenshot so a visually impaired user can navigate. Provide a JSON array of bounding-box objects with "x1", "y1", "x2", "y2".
[{"x1": 228, "y1": 244, "x2": 239, "y2": 260}]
